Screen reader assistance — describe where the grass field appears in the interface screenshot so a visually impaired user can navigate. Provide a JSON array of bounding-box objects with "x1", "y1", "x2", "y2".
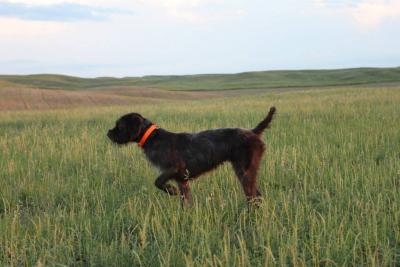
[{"x1": 0, "y1": 85, "x2": 399, "y2": 266}]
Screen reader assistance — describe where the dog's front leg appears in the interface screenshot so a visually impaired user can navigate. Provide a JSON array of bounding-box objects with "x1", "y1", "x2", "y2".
[
  {"x1": 178, "y1": 181, "x2": 192, "y2": 207},
  {"x1": 154, "y1": 171, "x2": 179, "y2": 195}
]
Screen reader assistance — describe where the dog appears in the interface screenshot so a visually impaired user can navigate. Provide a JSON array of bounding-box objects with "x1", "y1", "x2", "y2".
[{"x1": 107, "y1": 107, "x2": 276, "y2": 206}]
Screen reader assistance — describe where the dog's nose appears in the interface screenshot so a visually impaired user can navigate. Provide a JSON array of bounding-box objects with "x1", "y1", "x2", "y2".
[{"x1": 107, "y1": 130, "x2": 112, "y2": 138}]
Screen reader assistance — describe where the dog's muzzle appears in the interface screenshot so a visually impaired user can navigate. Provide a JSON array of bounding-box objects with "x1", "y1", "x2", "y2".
[{"x1": 107, "y1": 129, "x2": 113, "y2": 139}]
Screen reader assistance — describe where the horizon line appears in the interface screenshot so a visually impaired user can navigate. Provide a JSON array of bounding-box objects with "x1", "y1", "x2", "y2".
[{"x1": 1, "y1": 65, "x2": 399, "y2": 79}]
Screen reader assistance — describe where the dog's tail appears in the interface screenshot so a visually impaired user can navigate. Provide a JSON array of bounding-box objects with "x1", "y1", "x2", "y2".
[{"x1": 252, "y1": 107, "x2": 276, "y2": 135}]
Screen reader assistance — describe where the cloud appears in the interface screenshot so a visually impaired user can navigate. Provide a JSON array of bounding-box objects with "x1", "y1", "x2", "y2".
[
  {"x1": 314, "y1": 0, "x2": 400, "y2": 29},
  {"x1": 137, "y1": 0, "x2": 247, "y2": 23},
  {"x1": 2, "y1": 0, "x2": 129, "y2": 8},
  {"x1": 313, "y1": 0, "x2": 365, "y2": 8},
  {"x1": 0, "y1": 1, "x2": 131, "y2": 22},
  {"x1": 0, "y1": 0, "x2": 244, "y2": 24},
  {"x1": 351, "y1": 0, "x2": 400, "y2": 28},
  {"x1": 0, "y1": 17, "x2": 69, "y2": 36}
]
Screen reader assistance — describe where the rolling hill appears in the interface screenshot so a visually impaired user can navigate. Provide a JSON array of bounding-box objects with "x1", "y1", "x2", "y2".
[
  {"x1": 1, "y1": 67, "x2": 399, "y2": 110},
  {"x1": 1, "y1": 67, "x2": 400, "y2": 91}
]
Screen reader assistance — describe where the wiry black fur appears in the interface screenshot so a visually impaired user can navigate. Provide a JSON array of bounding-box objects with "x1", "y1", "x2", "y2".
[{"x1": 107, "y1": 107, "x2": 276, "y2": 206}]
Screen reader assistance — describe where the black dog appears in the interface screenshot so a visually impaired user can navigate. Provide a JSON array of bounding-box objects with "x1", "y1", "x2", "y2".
[{"x1": 107, "y1": 107, "x2": 276, "y2": 205}]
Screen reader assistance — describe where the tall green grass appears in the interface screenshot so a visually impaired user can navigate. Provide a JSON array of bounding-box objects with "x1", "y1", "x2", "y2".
[{"x1": 0, "y1": 87, "x2": 399, "y2": 266}]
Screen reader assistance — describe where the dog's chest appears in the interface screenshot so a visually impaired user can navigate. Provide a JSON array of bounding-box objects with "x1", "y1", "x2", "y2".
[{"x1": 143, "y1": 148, "x2": 173, "y2": 171}]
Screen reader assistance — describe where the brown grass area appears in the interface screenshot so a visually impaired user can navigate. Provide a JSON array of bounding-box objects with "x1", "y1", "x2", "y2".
[
  {"x1": 96, "y1": 86, "x2": 218, "y2": 100},
  {"x1": 0, "y1": 87, "x2": 162, "y2": 111},
  {"x1": 0, "y1": 85, "x2": 277, "y2": 111},
  {"x1": 1, "y1": 83, "x2": 339, "y2": 111}
]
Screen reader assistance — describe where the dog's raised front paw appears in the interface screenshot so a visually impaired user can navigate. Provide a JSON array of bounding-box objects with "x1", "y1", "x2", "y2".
[{"x1": 165, "y1": 184, "x2": 179, "y2": 195}]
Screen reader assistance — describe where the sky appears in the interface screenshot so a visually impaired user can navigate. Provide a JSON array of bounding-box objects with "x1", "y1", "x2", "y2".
[{"x1": 0, "y1": 0, "x2": 399, "y2": 77}]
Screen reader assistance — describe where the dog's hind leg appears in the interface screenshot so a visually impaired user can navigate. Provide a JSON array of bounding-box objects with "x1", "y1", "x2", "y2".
[
  {"x1": 232, "y1": 142, "x2": 264, "y2": 203},
  {"x1": 154, "y1": 171, "x2": 179, "y2": 195},
  {"x1": 233, "y1": 165, "x2": 260, "y2": 202}
]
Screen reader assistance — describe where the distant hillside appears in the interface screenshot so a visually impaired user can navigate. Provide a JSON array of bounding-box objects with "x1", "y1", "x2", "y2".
[{"x1": 1, "y1": 67, "x2": 400, "y2": 91}]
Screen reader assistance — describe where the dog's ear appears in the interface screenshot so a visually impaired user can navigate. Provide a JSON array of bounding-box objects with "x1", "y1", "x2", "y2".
[{"x1": 126, "y1": 114, "x2": 144, "y2": 142}]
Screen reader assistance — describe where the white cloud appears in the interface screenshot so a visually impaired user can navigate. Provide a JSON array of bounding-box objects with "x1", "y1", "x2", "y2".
[
  {"x1": 2, "y1": 0, "x2": 131, "y2": 8},
  {"x1": 351, "y1": 0, "x2": 400, "y2": 28},
  {"x1": 1, "y1": 0, "x2": 246, "y2": 24},
  {"x1": 5, "y1": 0, "x2": 102, "y2": 5},
  {"x1": 136, "y1": 0, "x2": 247, "y2": 23},
  {"x1": 314, "y1": 0, "x2": 400, "y2": 29},
  {"x1": 0, "y1": 17, "x2": 69, "y2": 37}
]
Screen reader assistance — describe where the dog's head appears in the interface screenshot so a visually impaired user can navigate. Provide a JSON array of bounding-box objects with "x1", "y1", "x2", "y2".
[{"x1": 107, "y1": 113, "x2": 151, "y2": 145}]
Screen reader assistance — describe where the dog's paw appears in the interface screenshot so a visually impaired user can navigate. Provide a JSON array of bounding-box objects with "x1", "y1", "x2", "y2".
[
  {"x1": 248, "y1": 196, "x2": 263, "y2": 208},
  {"x1": 165, "y1": 184, "x2": 179, "y2": 195}
]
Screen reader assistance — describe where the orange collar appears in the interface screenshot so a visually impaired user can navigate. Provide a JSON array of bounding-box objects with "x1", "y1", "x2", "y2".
[{"x1": 138, "y1": 124, "x2": 158, "y2": 147}]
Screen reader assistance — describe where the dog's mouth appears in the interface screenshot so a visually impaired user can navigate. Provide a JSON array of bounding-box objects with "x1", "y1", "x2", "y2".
[
  {"x1": 107, "y1": 130, "x2": 114, "y2": 141},
  {"x1": 107, "y1": 130, "x2": 119, "y2": 143}
]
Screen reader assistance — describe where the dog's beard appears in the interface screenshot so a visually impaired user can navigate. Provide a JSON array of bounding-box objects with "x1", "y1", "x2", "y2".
[{"x1": 107, "y1": 130, "x2": 129, "y2": 145}]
